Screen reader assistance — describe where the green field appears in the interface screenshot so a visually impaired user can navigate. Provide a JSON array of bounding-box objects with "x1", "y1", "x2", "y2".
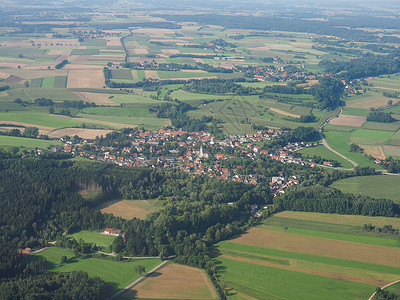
[
  {"x1": 342, "y1": 107, "x2": 369, "y2": 117},
  {"x1": 362, "y1": 122, "x2": 400, "y2": 132},
  {"x1": 323, "y1": 130, "x2": 383, "y2": 169},
  {"x1": 261, "y1": 217, "x2": 400, "y2": 248},
  {"x1": 157, "y1": 70, "x2": 213, "y2": 79},
  {"x1": 111, "y1": 69, "x2": 133, "y2": 80},
  {"x1": 331, "y1": 175, "x2": 400, "y2": 204},
  {"x1": 218, "y1": 257, "x2": 373, "y2": 300},
  {"x1": 351, "y1": 129, "x2": 394, "y2": 140},
  {"x1": 33, "y1": 247, "x2": 161, "y2": 290},
  {"x1": 0, "y1": 135, "x2": 61, "y2": 149},
  {"x1": 41, "y1": 77, "x2": 55, "y2": 88},
  {"x1": 67, "y1": 231, "x2": 116, "y2": 249},
  {"x1": 0, "y1": 111, "x2": 99, "y2": 128},
  {"x1": 299, "y1": 145, "x2": 353, "y2": 168},
  {"x1": 216, "y1": 211, "x2": 400, "y2": 299},
  {"x1": 53, "y1": 76, "x2": 68, "y2": 88},
  {"x1": 80, "y1": 106, "x2": 150, "y2": 118},
  {"x1": 386, "y1": 281, "x2": 400, "y2": 295}
]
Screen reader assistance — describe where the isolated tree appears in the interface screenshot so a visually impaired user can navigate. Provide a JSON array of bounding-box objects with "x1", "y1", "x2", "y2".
[
  {"x1": 61, "y1": 256, "x2": 68, "y2": 264},
  {"x1": 112, "y1": 236, "x2": 124, "y2": 253},
  {"x1": 24, "y1": 81, "x2": 29, "y2": 87},
  {"x1": 135, "y1": 265, "x2": 146, "y2": 276}
]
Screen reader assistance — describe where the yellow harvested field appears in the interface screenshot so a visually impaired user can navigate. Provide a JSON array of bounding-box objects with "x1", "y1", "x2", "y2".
[
  {"x1": 161, "y1": 49, "x2": 180, "y2": 55},
  {"x1": 0, "y1": 61, "x2": 30, "y2": 68},
  {"x1": 47, "y1": 49, "x2": 71, "y2": 56},
  {"x1": 127, "y1": 263, "x2": 218, "y2": 300},
  {"x1": 144, "y1": 70, "x2": 160, "y2": 80},
  {"x1": 67, "y1": 69, "x2": 105, "y2": 88},
  {"x1": 360, "y1": 145, "x2": 385, "y2": 159},
  {"x1": 64, "y1": 64, "x2": 104, "y2": 70},
  {"x1": 99, "y1": 199, "x2": 158, "y2": 220},
  {"x1": 75, "y1": 92, "x2": 118, "y2": 106},
  {"x1": 291, "y1": 42, "x2": 314, "y2": 47},
  {"x1": 347, "y1": 95, "x2": 390, "y2": 109},
  {"x1": 329, "y1": 115, "x2": 366, "y2": 127},
  {"x1": 106, "y1": 37, "x2": 122, "y2": 47},
  {"x1": 48, "y1": 128, "x2": 113, "y2": 139},
  {"x1": 270, "y1": 107, "x2": 300, "y2": 118},
  {"x1": 230, "y1": 228, "x2": 400, "y2": 267},
  {"x1": 133, "y1": 48, "x2": 148, "y2": 55},
  {"x1": 275, "y1": 211, "x2": 400, "y2": 228}
]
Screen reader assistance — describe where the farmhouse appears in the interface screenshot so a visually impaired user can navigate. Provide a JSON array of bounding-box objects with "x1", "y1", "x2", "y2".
[{"x1": 104, "y1": 228, "x2": 121, "y2": 236}]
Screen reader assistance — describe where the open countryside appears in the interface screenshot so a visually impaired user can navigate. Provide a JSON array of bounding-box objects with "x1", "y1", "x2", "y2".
[{"x1": 1, "y1": 0, "x2": 400, "y2": 299}]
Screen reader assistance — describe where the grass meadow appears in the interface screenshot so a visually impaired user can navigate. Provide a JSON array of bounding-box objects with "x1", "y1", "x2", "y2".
[
  {"x1": 67, "y1": 231, "x2": 116, "y2": 249},
  {"x1": 0, "y1": 135, "x2": 61, "y2": 149},
  {"x1": 323, "y1": 130, "x2": 384, "y2": 169},
  {"x1": 33, "y1": 247, "x2": 161, "y2": 290},
  {"x1": 299, "y1": 145, "x2": 353, "y2": 168},
  {"x1": 331, "y1": 175, "x2": 400, "y2": 204}
]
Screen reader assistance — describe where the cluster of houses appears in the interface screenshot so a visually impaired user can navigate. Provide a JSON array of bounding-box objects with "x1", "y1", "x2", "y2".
[
  {"x1": 251, "y1": 65, "x2": 317, "y2": 82},
  {"x1": 43, "y1": 127, "x2": 340, "y2": 196}
]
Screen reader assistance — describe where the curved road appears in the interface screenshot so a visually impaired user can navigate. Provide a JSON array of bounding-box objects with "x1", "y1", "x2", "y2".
[
  {"x1": 319, "y1": 107, "x2": 358, "y2": 169},
  {"x1": 368, "y1": 279, "x2": 400, "y2": 300}
]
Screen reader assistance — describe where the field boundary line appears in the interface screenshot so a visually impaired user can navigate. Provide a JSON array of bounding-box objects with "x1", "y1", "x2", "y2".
[
  {"x1": 107, "y1": 259, "x2": 170, "y2": 300},
  {"x1": 319, "y1": 107, "x2": 358, "y2": 168},
  {"x1": 368, "y1": 279, "x2": 400, "y2": 300}
]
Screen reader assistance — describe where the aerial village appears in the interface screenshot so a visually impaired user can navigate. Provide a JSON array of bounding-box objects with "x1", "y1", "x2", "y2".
[{"x1": 38, "y1": 127, "x2": 337, "y2": 197}]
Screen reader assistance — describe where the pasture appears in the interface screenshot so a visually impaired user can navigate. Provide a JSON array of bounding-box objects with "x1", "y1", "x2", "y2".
[
  {"x1": 331, "y1": 175, "x2": 400, "y2": 204},
  {"x1": 122, "y1": 263, "x2": 218, "y2": 300},
  {"x1": 215, "y1": 211, "x2": 400, "y2": 299},
  {"x1": 67, "y1": 230, "x2": 116, "y2": 249},
  {"x1": 0, "y1": 135, "x2": 61, "y2": 149},
  {"x1": 33, "y1": 247, "x2": 161, "y2": 290},
  {"x1": 48, "y1": 128, "x2": 113, "y2": 139},
  {"x1": 299, "y1": 145, "x2": 353, "y2": 168},
  {"x1": 323, "y1": 130, "x2": 383, "y2": 169},
  {"x1": 98, "y1": 199, "x2": 164, "y2": 220}
]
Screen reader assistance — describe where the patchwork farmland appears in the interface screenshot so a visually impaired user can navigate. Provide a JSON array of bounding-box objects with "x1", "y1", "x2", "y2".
[{"x1": 216, "y1": 211, "x2": 400, "y2": 300}]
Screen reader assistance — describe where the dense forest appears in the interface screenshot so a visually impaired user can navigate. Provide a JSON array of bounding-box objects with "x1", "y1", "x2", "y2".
[{"x1": 0, "y1": 156, "x2": 265, "y2": 298}]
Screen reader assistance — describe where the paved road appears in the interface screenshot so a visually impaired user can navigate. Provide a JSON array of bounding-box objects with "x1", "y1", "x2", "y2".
[
  {"x1": 319, "y1": 107, "x2": 359, "y2": 169},
  {"x1": 97, "y1": 251, "x2": 159, "y2": 259},
  {"x1": 368, "y1": 279, "x2": 400, "y2": 300},
  {"x1": 107, "y1": 260, "x2": 169, "y2": 300}
]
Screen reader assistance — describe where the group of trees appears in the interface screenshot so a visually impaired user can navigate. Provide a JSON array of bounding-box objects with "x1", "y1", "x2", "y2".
[
  {"x1": 55, "y1": 59, "x2": 68, "y2": 69},
  {"x1": 320, "y1": 53, "x2": 400, "y2": 81},
  {"x1": 311, "y1": 76, "x2": 345, "y2": 109},
  {"x1": 275, "y1": 184, "x2": 399, "y2": 217},
  {"x1": 366, "y1": 111, "x2": 395, "y2": 123},
  {"x1": 183, "y1": 78, "x2": 254, "y2": 95}
]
